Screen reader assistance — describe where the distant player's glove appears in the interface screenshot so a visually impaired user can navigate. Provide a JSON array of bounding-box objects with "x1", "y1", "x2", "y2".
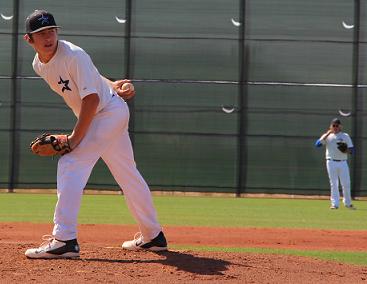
[
  {"x1": 337, "y1": 142, "x2": 348, "y2": 153},
  {"x1": 30, "y1": 133, "x2": 71, "y2": 156}
]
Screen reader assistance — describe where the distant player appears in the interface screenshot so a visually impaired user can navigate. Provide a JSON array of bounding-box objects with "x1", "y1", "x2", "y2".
[
  {"x1": 315, "y1": 118, "x2": 355, "y2": 210},
  {"x1": 23, "y1": 10, "x2": 167, "y2": 259}
]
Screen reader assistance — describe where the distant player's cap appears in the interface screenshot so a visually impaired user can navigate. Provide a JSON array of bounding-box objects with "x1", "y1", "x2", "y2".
[
  {"x1": 331, "y1": 118, "x2": 342, "y2": 125},
  {"x1": 25, "y1": 10, "x2": 60, "y2": 34}
]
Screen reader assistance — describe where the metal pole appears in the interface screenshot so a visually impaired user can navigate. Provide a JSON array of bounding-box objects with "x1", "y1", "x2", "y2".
[
  {"x1": 125, "y1": 0, "x2": 135, "y2": 146},
  {"x1": 351, "y1": 0, "x2": 361, "y2": 197},
  {"x1": 8, "y1": 0, "x2": 20, "y2": 193},
  {"x1": 236, "y1": 0, "x2": 248, "y2": 197},
  {"x1": 124, "y1": 0, "x2": 132, "y2": 79}
]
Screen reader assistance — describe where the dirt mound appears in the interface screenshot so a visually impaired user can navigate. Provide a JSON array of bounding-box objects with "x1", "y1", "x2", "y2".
[{"x1": 1, "y1": 223, "x2": 366, "y2": 283}]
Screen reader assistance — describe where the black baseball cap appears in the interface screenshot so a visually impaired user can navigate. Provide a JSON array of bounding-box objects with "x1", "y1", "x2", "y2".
[
  {"x1": 25, "y1": 10, "x2": 60, "y2": 34},
  {"x1": 331, "y1": 118, "x2": 342, "y2": 125}
]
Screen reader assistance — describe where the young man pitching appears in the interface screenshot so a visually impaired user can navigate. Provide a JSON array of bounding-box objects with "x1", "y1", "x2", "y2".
[
  {"x1": 315, "y1": 118, "x2": 355, "y2": 210},
  {"x1": 23, "y1": 10, "x2": 167, "y2": 259}
]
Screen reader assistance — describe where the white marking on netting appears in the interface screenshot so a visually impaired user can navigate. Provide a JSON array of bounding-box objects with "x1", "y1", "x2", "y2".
[
  {"x1": 222, "y1": 106, "x2": 236, "y2": 114},
  {"x1": 115, "y1": 16, "x2": 126, "y2": 24},
  {"x1": 231, "y1": 18, "x2": 241, "y2": 27},
  {"x1": 342, "y1": 21, "x2": 354, "y2": 29},
  {"x1": 338, "y1": 109, "x2": 352, "y2": 117},
  {"x1": 1, "y1": 13, "x2": 13, "y2": 20}
]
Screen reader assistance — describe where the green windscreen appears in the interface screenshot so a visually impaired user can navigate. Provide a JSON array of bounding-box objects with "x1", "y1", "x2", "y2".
[{"x1": 1, "y1": 0, "x2": 366, "y2": 196}]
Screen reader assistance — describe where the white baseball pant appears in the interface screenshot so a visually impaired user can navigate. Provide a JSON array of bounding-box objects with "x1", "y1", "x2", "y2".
[
  {"x1": 52, "y1": 96, "x2": 162, "y2": 241},
  {"x1": 326, "y1": 160, "x2": 352, "y2": 207}
]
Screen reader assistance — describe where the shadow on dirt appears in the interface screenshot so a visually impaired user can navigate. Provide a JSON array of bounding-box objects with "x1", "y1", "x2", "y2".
[{"x1": 83, "y1": 250, "x2": 232, "y2": 275}]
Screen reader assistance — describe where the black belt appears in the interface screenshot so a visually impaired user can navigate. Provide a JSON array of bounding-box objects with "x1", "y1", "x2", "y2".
[{"x1": 327, "y1": 159, "x2": 346, "y2": 162}]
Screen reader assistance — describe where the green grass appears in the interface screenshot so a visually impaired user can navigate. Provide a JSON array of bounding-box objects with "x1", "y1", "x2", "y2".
[
  {"x1": 0, "y1": 193, "x2": 366, "y2": 230},
  {"x1": 171, "y1": 245, "x2": 367, "y2": 266},
  {"x1": 1, "y1": 193, "x2": 366, "y2": 266}
]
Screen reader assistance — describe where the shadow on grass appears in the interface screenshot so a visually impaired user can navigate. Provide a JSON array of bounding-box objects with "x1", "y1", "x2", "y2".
[{"x1": 81, "y1": 250, "x2": 233, "y2": 275}]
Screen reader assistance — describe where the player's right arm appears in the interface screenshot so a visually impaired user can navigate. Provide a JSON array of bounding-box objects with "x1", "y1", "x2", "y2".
[
  {"x1": 315, "y1": 129, "x2": 333, "y2": 147},
  {"x1": 102, "y1": 77, "x2": 135, "y2": 100},
  {"x1": 68, "y1": 93, "x2": 100, "y2": 149}
]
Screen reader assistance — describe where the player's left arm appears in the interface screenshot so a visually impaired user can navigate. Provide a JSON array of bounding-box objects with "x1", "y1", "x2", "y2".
[
  {"x1": 102, "y1": 77, "x2": 135, "y2": 100},
  {"x1": 346, "y1": 134, "x2": 354, "y2": 154},
  {"x1": 68, "y1": 93, "x2": 99, "y2": 149}
]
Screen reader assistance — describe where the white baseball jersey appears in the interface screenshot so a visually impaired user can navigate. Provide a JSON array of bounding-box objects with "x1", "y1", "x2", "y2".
[
  {"x1": 31, "y1": 39, "x2": 162, "y2": 241},
  {"x1": 32, "y1": 40, "x2": 115, "y2": 117},
  {"x1": 321, "y1": 132, "x2": 353, "y2": 160}
]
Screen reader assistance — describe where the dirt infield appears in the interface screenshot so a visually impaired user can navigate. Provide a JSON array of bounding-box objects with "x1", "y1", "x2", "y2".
[{"x1": 1, "y1": 223, "x2": 367, "y2": 283}]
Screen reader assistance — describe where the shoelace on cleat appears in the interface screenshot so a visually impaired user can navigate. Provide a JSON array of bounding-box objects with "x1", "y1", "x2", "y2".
[
  {"x1": 133, "y1": 232, "x2": 144, "y2": 246},
  {"x1": 39, "y1": 234, "x2": 56, "y2": 250}
]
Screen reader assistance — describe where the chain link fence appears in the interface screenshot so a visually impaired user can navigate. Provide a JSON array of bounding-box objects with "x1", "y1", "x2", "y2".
[{"x1": 0, "y1": 0, "x2": 366, "y2": 196}]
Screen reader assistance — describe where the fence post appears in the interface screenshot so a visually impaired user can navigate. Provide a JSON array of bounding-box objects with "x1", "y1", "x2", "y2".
[
  {"x1": 124, "y1": 0, "x2": 135, "y2": 146},
  {"x1": 236, "y1": 0, "x2": 248, "y2": 197},
  {"x1": 351, "y1": 0, "x2": 362, "y2": 197},
  {"x1": 8, "y1": 0, "x2": 20, "y2": 193}
]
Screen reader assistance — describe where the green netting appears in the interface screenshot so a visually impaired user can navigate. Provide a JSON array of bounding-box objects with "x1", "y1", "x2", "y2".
[
  {"x1": 246, "y1": 86, "x2": 353, "y2": 135},
  {"x1": 0, "y1": 129, "x2": 10, "y2": 187},
  {"x1": 19, "y1": 0, "x2": 126, "y2": 36},
  {"x1": 132, "y1": 0, "x2": 239, "y2": 39},
  {"x1": 361, "y1": 44, "x2": 367, "y2": 84},
  {"x1": 133, "y1": 83, "x2": 238, "y2": 134},
  {"x1": 134, "y1": 133, "x2": 237, "y2": 191},
  {"x1": 0, "y1": 79, "x2": 11, "y2": 187},
  {"x1": 1, "y1": 0, "x2": 366, "y2": 196},
  {"x1": 246, "y1": 136, "x2": 330, "y2": 194},
  {"x1": 132, "y1": 38, "x2": 239, "y2": 81},
  {"x1": 247, "y1": 41, "x2": 353, "y2": 83},
  {"x1": 0, "y1": 35, "x2": 12, "y2": 75},
  {"x1": 362, "y1": 2, "x2": 367, "y2": 42},
  {"x1": 246, "y1": 0, "x2": 354, "y2": 41},
  {"x1": 0, "y1": 2, "x2": 12, "y2": 34}
]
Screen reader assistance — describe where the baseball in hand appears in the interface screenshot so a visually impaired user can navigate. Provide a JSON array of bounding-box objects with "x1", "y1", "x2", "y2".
[{"x1": 121, "y1": 82, "x2": 134, "y2": 92}]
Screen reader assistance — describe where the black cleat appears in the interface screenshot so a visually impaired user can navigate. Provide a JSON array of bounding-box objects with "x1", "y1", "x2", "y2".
[
  {"x1": 25, "y1": 235, "x2": 80, "y2": 259},
  {"x1": 122, "y1": 231, "x2": 168, "y2": 251}
]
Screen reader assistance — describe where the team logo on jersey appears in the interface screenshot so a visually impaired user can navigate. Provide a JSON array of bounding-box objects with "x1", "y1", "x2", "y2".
[{"x1": 58, "y1": 76, "x2": 72, "y2": 92}]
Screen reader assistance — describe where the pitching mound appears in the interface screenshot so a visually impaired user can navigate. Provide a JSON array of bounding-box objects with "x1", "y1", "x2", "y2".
[{"x1": 1, "y1": 223, "x2": 367, "y2": 283}]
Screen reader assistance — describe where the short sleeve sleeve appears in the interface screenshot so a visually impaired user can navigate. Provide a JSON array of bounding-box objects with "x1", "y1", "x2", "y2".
[
  {"x1": 32, "y1": 56, "x2": 41, "y2": 76},
  {"x1": 69, "y1": 51, "x2": 99, "y2": 99},
  {"x1": 345, "y1": 134, "x2": 353, "y2": 148}
]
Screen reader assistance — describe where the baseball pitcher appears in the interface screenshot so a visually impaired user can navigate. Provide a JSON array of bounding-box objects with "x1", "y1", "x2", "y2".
[
  {"x1": 315, "y1": 118, "x2": 355, "y2": 210},
  {"x1": 23, "y1": 10, "x2": 167, "y2": 259}
]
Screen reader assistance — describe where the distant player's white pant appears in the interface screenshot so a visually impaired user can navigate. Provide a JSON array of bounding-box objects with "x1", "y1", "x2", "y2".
[
  {"x1": 326, "y1": 160, "x2": 352, "y2": 207},
  {"x1": 52, "y1": 97, "x2": 162, "y2": 241}
]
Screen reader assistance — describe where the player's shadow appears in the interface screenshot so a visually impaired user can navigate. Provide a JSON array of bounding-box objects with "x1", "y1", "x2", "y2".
[{"x1": 82, "y1": 250, "x2": 232, "y2": 275}]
